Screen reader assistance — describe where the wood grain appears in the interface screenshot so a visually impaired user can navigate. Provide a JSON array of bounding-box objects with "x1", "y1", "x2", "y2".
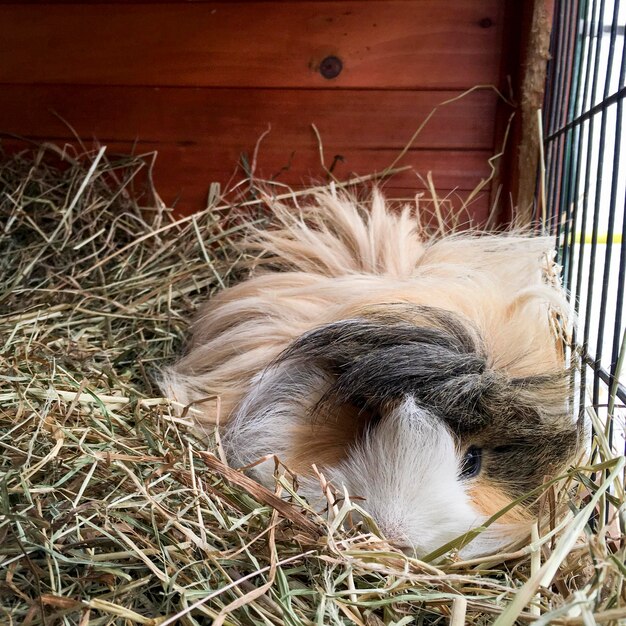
[
  {"x1": 1, "y1": 136, "x2": 491, "y2": 189},
  {"x1": 146, "y1": 143, "x2": 492, "y2": 222},
  {"x1": 0, "y1": 1, "x2": 504, "y2": 89},
  {"x1": 0, "y1": 85, "x2": 498, "y2": 150},
  {"x1": 1, "y1": 137, "x2": 492, "y2": 221},
  {"x1": 0, "y1": 0, "x2": 504, "y2": 225}
]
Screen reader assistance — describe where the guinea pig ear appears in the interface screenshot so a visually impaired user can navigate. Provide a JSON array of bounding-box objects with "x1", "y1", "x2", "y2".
[
  {"x1": 277, "y1": 309, "x2": 493, "y2": 431},
  {"x1": 220, "y1": 358, "x2": 375, "y2": 480}
]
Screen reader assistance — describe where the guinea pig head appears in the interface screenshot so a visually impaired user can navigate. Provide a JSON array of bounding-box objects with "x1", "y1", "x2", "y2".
[{"x1": 221, "y1": 305, "x2": 582, "y2": 556}]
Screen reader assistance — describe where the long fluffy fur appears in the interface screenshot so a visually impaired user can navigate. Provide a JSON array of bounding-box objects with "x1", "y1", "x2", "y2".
[
  {"x1": 161, "y1": 190, "x2": 582, "y2": 556},
  {"x1": 163, "y1": 191, "x2": 567, "y2": 416}
]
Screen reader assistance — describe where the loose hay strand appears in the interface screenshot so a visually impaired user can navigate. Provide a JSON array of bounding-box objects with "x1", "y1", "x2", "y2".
[{"x1": 1, "y1": 142, "x2": 625, "y2": 625}]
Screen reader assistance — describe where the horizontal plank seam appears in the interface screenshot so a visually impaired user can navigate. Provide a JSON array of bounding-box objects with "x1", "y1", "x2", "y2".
[
  {"x1": 0, "y1": 82, "x2": 499, "y2": 93},
  {"x1": 0, "y1": 133, "x2": 495, "y2": 153}
]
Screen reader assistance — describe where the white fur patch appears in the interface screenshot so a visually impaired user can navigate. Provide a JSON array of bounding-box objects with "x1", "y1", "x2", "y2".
[
  {"x1": 221, "y1": 363, "x2": 328, "y2": 484},
  {"x1": 325, "y1": 397, "x2": 484, "y2": 555},
  {"x1": 223, "y1": 382, "x2": 515, "y2": 557},
  {"x1": 160, "y1": 192, "x2": 572, "y2": 559}
]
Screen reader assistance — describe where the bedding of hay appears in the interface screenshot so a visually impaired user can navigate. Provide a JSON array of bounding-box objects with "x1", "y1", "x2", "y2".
[{"x1": 1, "y1": 142, "x2": 625, "y2": 626}]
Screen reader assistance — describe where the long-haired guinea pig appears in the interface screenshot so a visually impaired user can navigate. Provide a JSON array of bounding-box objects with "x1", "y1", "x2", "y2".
[{"x1": 161, "y1": 190, "x2": 583, "y2": 557}]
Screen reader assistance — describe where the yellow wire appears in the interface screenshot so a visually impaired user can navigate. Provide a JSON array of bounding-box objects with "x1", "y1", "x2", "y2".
[{"x1": 573, "y1": 233, "x2": 623, "y2": 245}]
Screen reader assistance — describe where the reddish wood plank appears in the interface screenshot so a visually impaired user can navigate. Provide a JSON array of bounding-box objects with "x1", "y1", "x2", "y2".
[
  {"x1": 0, "y1": 1, "x2": 442, "y2": 3},
  {"x1": 1, "y1": 137, "x2": 492, "y2": 216},
  {"x1": 1, "y1": 136, "x2": 492, "y2": 191},
  {"x1": 0, "y1": 137, "x2": 490, "y2": 224},
  {"x1": 149, "y1": 145, "x2": 492, "y2": 191},
  {"x1": 0, "y1": 85, "x2": 498, "y2": 151},
  {"x1": 0, "y1": 2, "x2": 504, "y2": 89},
  {"x1": 145, "y1": 144, "x2": 493, "y2": 223},
  {"x1": 154, "y1": 148, "x2": 489, "y2": 223},
  {"x1": 0, "y1": 1, "x2": 446, "y2": 3}
]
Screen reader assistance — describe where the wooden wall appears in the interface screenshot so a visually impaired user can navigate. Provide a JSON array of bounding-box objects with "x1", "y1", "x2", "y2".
[{"x1": 0, "y1": 1, "x2": 521, "y2": 221}]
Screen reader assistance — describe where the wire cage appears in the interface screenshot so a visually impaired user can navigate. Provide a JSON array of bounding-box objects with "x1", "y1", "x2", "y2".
[{"x1": 543, "y1": 0, "x2": 626, "y2": 454}]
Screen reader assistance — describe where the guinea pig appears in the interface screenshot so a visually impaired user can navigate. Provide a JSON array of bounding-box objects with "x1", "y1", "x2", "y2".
[{"x1": 161, "y1": 190, "x2": 583, "y2": 557}]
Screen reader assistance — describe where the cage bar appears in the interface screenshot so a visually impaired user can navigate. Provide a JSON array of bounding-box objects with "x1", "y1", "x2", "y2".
[{"x1": 543, "y1": 0, "x2": 626, "y2": 453}]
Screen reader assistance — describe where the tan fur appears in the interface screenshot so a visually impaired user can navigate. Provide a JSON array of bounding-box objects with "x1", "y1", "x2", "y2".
[
  {"x1": 160, "y1": 189, "x2": 579, "y2": 556},
  {"x1": 468, "y1": 482, "x2": 535, "y2": 524},
  {"x1": 163, "y1": 191, "x2": 568, "y2": 427},
  {"x1": 285, "y1": 410, "x2": 363, "y2": 475}
]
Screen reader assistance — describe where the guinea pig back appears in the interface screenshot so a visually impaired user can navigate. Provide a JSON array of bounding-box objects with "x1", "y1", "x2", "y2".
[{"x1": 161, "y1": 191, "x2": 583, "y2": 556}]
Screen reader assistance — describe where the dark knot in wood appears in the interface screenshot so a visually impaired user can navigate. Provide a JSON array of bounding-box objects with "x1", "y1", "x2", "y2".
[{"x1": 319, "y1": 56, "x2": 343, "y2": 79}]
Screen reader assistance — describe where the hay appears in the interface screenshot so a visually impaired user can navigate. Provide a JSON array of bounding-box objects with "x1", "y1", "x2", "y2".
[{"x1": 1, "y1": 142, "x2": 625, "y2": 626}]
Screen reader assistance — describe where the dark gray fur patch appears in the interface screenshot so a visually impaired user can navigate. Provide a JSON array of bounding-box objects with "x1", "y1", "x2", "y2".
[{"x1": 273, "y1": 304, "x2": 582, "y2": 498}]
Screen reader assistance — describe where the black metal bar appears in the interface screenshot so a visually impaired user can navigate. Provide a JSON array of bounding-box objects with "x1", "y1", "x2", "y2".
[
  {"x1": 546, "y1": 3, "x2": 564, "y2": 233},
  {"x1": 547, "y1": 0, "x2": 572, "y2": 137},
  {"x1": 565, "y1": 1, "x2": 588, "y2": 425},
  {"x1": 581, "y1": 0, "x2": 606, "y2": 342},
  {"x1": 562, "y1": 0, "x2": 587, "y2": 303},
  {"x1": 619, "y1": 0, "x2": 626, "y2": 90},
  {"x1": 546, "y1": 84, "x2": 626, "y2": 142},
  {"x1": 606, "y1": 101, "x2": 625, "y2": 450},
  {"x1": 544, "y1": 0, "x2": 626, "y2": 440},
  {"x1": 599, "y1": 24, "x2": 625, "y2": 35},
  {"x1": 560, "y1": 0, "x2": 596, "y2": 262},
  {"x1": 576, "y1": 0, "x2": 603, "y2": 420},
  {"x1": 547, "y1": 0, "x2": 574, "y2": 242},
  {"x1": 557, "y1": 0, "x2": 578, "y2": 281},
  {"x1": 609, "y1": 11, "x2": 626, "y2": 455},
  {"x1": 572, "y1": 0, "x2": 601, "y2": 339},
  {"x1": 582, "y1": 354, "x2": 626, "y2": 404},
  {"x1": 592, "y1": 0, "x2": 623, "y2": 445}
]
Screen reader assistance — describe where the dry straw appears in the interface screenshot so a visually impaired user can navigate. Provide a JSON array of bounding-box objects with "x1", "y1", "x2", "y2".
[{"x1": 1, "y1": 142, "x2": 625, "y2": 625}]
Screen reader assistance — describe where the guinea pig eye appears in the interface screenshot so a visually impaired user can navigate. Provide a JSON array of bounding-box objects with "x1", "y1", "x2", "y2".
[{"x1": 459, "y1": 446, "x2": 482, "y2": 479}]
